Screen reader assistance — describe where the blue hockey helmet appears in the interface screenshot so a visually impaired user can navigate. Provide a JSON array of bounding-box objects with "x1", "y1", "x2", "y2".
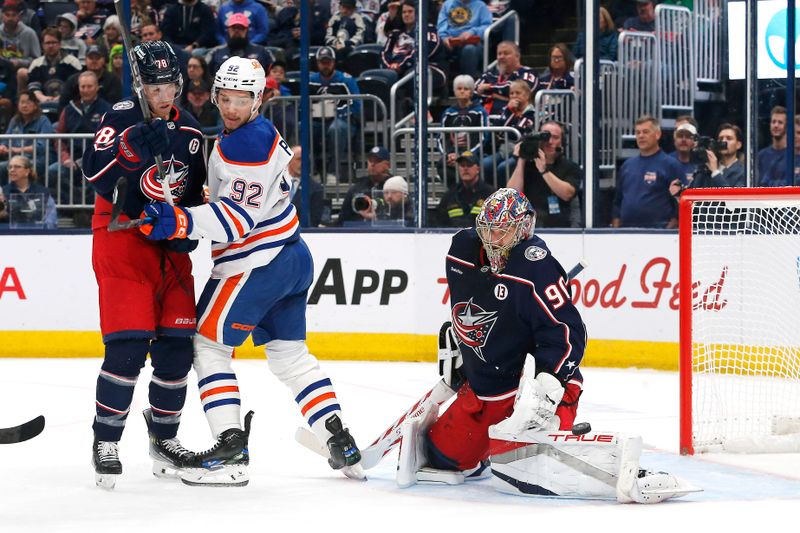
[
  {"x1": 131, "y1": 40, "x2": 183, "y2": 97},
  {"x1": 476, "y1": 188, "x2": 535, "y2": 273}
]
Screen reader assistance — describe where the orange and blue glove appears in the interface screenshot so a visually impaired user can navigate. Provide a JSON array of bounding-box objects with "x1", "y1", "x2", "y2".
[{"x1": 139, "y1": 202, "x2": 192, "y2": 240}]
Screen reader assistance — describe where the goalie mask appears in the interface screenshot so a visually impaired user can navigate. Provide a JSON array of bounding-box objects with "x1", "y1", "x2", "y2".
[
  {"x1": 212, "y1": 56, "x2": 267, "y2": 118},
  {"x1": 476, "y1": 188, "x2": 535, "y2": 273},
  {"x1": 132, "y1": 40, "x2": 183, "y2": 99}
]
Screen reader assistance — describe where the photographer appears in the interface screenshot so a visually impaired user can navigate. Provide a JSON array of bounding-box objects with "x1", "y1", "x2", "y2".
[
  {"x1": 359, "y1": 176, "x2": 415, "y2": 226},
  {"x1": 338, "y1": 145, "x2": 391, "y2": 225},
  {"x1": 507, "y1": 121, "x2": 581, "y2": 228},
  {"x1": 670, "y1": 124, "x2": 745, "y2": 195}
]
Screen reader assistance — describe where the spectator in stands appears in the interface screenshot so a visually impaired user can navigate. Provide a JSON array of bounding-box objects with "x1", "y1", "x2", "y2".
[
  {"x1": 375, "y1": 0, "x2": 403, "y2": 45},
  {"x1": 435, "y1": 150, "x2": 495, "y2": 227},
  {"x1": 271, "y1": 0, "x2": 330, "y2": 57},
  {"x1": 361, "y1": 175, "x2": 414, "y2": 226},
  {"x1": 574, "y1": 6, "x2": 618, "y2": 61},
  {"x1": 670, "y1": 123, "x2": 746, "y2": 193},
  {"x1": 27, "y1": 28, "x2": 83, "y2": 108},
  {"x1": 437, "y1": 0, "x2": 492, "y2": 79},
  {"x1": 74, "y1": 0, "x2": 109, "y2": 43},
  {"x1": 217, "y1": 0, "x2": 272, "y2": 47},
  {"x1": 183, "y1": 79, "x2": 223, "y2": 135},
  {"x1": 59, "y1": 45, "x2": 121, "y2": 110},
  {"x1": 0, "y1": 155, "x2": 57, "y2": 228},
  {"x1": 0, "y1": 91, "x2": 55, "y2": 181},
  {"x1": 485, "y1": 0, "x2": 517, "y2": 42},
  {"x1": 162, "y1": 0, "x2": 219, "y2": 54},
  {"x1": 109, "y1": 44, "x2": 123, "y2": 79},
  {"x1": 325, "y1": 0, "x2": 367, "y2": 60},
  {"x1": 309, "y1": 46, "x2": 361, "y2": 181},
  {"x1": 669, "y1": 116, "x2": 699, "y2": 184},
  {"x1": 57, "y1": 13, "x2": 86, "y2": 62},
  {"x1": 96, "y1": 15, "x2": 123, "y2": 55},
  {"x1": 207, "y1": 13, "x2": 275, "y2": 75},
  {"x1": 381, "y1": 0, "x2": 443, "y2": 82},
  {"x1": 140, "y1": 22, "x2": 191, "y2": 74},
  {"x1": 623, "y1": 0, "x2": 656, "y2": 32},
  {"x1": 0, "y1": 0, "x2": 41, "y2": 73},
  {"x1": 269, "y1": 61, "x2": 292, "y2": 96},
  {"x1": 131, "y1": 0, "x2": 160, "y2": 41},
  {"x1": 338, "y1": 145, "x2": 391, "y2": 225},
  {"x1": 0, "y1": 56, "x2": 16, "y2": 129},
  {"x1": 612, "y1": 115, "x2": 685, "y2": 228},
  {"x1": 440, "y1": 74, "x2": 488, "y2": 167},
  {"x1": 49, "y1": 71, "x2": 110, "y2": 206},
  {"x1": 483, "y1": 79, "x2": 535, "y2": 186},
  {"x1": 758, "y1": 105, "x2": 790, "y2": 187},
  {"x1": 476, "y1": 41, "x2": 538, "y2": 119},
  {"x1": 181, "y1": 55, "x2": 212, "y2": 106},
  {"x1": 538, "y1": 43, "x2": 575, "y2": 91},
  {"x1": 287, "y1": 144, "x2": 325, "y2": 227},
  {"x1": 16, "y1": 0, "x2": 39, "y2": 34},
  {"x1": 508, "y1": 120, "x2": 582, "y2": 228}
]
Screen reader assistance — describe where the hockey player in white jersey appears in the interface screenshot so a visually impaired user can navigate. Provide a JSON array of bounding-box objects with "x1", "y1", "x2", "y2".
[{"x1": 139, "y1": 56, "x2": 362, "y2": 486}]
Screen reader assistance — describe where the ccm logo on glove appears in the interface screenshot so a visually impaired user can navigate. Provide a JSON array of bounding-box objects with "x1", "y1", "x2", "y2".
[{"x1": 139, "y1": 201, "x2": 192, "y2": 240}]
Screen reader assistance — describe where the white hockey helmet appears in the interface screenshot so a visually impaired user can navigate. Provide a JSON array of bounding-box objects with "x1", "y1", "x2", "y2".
[{"x1": 212, "y1": 56, "x2": 267, "y2": 116}]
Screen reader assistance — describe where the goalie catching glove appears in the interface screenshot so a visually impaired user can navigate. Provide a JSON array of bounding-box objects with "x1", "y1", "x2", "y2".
[
  {"x1": 495, "y1": 354, "x2": 564, "y2": 434},
  {"x1": 139, "y1": 202, "x2": 193, "y2": 240}
]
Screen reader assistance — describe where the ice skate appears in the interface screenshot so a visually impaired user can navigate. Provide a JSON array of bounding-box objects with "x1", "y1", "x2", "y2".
[
  {"x1": 325, "y1": 415, "x2": 365, "y2": 480},
  {"x1": 181, "y1": 411, "x2": 253, "y2": 487},
  {"x1": 92, "y1": 440, "x2": 122, "y2": 490},
  {"x1": 142, "y1": 409, "x2": 196, "y2": 478}
]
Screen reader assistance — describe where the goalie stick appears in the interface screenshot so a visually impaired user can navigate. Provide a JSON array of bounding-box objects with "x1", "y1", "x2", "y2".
[
  {"x1": 0, "y1": 415, "x2": 45, "y2": 444},
  {"x1": 295, "y1": 259, "x2": 589, "y2": 470}
]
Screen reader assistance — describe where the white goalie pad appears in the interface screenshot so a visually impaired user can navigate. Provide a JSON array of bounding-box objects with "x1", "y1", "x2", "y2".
[
  {"x1": 493, "y1": 354, "x2": 564, "y2": 434},
  {"x1": 488, "y1": 425, "x2": 702, "y2": 503},
  {"x1": 396, "y1": 399, "x2": 440, "y2": 488}
]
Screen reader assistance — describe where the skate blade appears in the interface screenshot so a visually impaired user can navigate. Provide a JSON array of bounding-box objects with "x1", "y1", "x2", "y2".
[
  {"x1": 152, "y1": 460, "x2": 181, "y2": 479},
  {"x1": 95, "y1": 472, "x2": 119, "y2": 490},
  {"x1": 342, "y1": 463, "x2": 366, "y2": 481},
  {"x1": 180, "y1": 465, "x2": 249, "y2": 487}
]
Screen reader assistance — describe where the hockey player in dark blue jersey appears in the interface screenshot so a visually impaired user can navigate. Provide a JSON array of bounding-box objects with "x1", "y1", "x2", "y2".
[
  {"x1": 81, "y1": 40, "x2": 206, "y2": 489},
  {"x1": 395, "y1": 189, "x2": 699, "y2": 503}
]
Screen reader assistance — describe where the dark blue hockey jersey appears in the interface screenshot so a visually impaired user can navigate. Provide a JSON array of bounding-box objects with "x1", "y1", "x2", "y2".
[
  {"x1": 445, "y1": 229, "x2": 586, "y2": 397},
  {"x1": 82, "y1": 99, "x2": 206, "y2": 220}
]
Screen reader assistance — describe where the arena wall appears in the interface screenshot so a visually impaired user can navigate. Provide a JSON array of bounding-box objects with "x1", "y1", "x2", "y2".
[{"x1": 0, "y1": 230, "x2": 681, "y2": 369}]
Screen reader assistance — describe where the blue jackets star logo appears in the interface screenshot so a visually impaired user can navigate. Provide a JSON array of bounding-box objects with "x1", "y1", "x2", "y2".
[
  {"x1": 140, "y1": 155, "x2": 189, "y2": 202},
  {"x1": 451, "y1": 298, "x2": 498, "y2": 363}
]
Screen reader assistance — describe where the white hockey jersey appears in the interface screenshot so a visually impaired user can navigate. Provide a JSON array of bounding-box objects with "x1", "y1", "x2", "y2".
[{"x1": 187, "y1": 115, "x2": 299, "y2": 278}]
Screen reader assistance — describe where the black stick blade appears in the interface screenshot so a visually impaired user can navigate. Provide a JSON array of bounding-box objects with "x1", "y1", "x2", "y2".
[{"x1": 0, "y1": 415, "x2": 45, "y2": 444}]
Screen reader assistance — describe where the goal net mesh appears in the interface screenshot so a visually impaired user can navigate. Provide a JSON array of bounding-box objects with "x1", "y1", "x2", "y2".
[{"x1": 689, "y1": 199, "x2": 800, "y2": 452}]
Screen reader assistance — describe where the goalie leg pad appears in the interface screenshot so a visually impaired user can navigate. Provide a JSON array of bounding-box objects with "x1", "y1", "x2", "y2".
[{"x1": 396, "y1": 399, "x2": 440, "y2": 488}]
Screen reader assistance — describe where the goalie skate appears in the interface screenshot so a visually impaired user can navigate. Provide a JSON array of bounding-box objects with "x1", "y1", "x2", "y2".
[
  {"x1": 180, "y1": 411, "x2": 253, "y2": 487},
  {"x1": 143, "y1": 409, "x2": 195, "y2": 479},
  {"x1": 92, "y1": 440, "x2": 122, "y2": 490}
]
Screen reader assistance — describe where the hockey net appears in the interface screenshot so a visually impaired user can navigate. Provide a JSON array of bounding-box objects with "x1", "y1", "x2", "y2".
[{"x1": 679, "y1": 187, "x2": 800, "y2": 454}]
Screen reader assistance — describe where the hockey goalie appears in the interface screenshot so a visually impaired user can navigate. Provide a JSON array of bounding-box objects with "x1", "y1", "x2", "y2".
[{"x1": 396, "y1": 189, "x2": 700, "y2": 504}]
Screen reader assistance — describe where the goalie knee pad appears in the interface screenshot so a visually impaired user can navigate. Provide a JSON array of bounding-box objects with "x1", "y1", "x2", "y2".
[{"x1": 194, "y1": 334, "x2": 241, "y2": 437}]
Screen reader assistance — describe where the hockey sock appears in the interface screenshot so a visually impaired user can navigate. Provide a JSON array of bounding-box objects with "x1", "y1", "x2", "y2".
[
  {"x1": 266, "y1": 339, "x2": 342, "y2": 441},
  {"x1": 194, "y1": 334, "x2": 241, "y2": 437},
  {"x1": 148, "y1": 336, "x2": 192, "y2": 439},
  {"x1": 93, "y1": 339, "x2": 149, "y2": 441}
]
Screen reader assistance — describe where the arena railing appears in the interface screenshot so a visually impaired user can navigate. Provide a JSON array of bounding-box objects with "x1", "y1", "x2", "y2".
[
  {"x1": 617, "y1": 30, "x2": 659, "y2": 141},
  {"x1": 391, "y1": 125, "x2": 522, "y2": 210},
  {"x1": 533, "y1": 89, "x2": 578, "y2": 163},
  {"x1": 655, "y1": 4, "x2": 695, "y2": 116},
  {"x1": 694, "y1": 0, "x2": 722, "y2": 84},
  {"x1": 389, "y1": 69, "x2": 433, "y2": 143},
  {"x1": 574, "y1": 59, "x2": 620, "y2": 172},
  {"x1": 482, "y1": 10, "x2": 520, "y2": 71},
  {"x1": 263, "y1": 94, "x2": 389, "y2": 205}
]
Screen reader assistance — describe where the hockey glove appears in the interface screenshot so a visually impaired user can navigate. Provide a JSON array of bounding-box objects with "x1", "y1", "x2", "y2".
[
  {"x1": 139, "y1": 201, "x2": 192, "y2": 240},
  {"x1": 117, "y1": 119, "x2": 169, "y2": 166},
  {"x1": 163, "y1": 238, "x2": 199, "y2": 254}
]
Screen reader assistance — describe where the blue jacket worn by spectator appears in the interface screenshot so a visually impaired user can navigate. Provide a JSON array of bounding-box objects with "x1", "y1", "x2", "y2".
[
  {"x1": 325, "y1": 10, "x2": 368, "y2": 52},
  {"x1": 26, "y1": 51, "x2": 82, "y2": 97},
  {"x1": 381, "y1": 24, "x2": 442, "y2": 75},
  {"x1": 487, "y1": 104, "x2": 535, "y2": 151},
  {"x1": 57, "y1": 97, "x2": 112, "y2": 159},
  {"x1": 271, "y1": 4, "x2": 330, "y2": 52},
  {"x1": 573, "y1": 30, "x2": 619, "y2": 61},
  {"x1": 476, "y1": 65, "x2": 538, "y2": 117},
  {"x1": 439, "y1": 99, "x2": 488, "y2": 156},
  {"x1": 1, "y1": 181, "x2": 57, "y2": 228},
  {"x1": 669, "y1": 151, "x2": 696, "y2": 184},
  {"x1": 161, "y1": 0, "x2": 219, "y2": 49},
  {"x1": 613, "y1": 150, "x2": 685, "y2": 228},
  {"x1": 5, "y1": 114, "x2": 54, "y2": 159},
  {"x1": 217, "y1": 0, "x2": 272, "y2": 46},
  {"x1": 757, "y1": 145, "x2": 790, "y2": 186},
  {"x1": 207, "y1": 43, "x2": 275, "y2": 77},
  {"x1": 309, "y1": 70, "x2": 361, "y2": 117},
  {"x1": 538, "y1": 71, "x2": 575, "y2": 91},
  {"x1": 437, "y1": 0, "x2": 493, "y2": 40}
]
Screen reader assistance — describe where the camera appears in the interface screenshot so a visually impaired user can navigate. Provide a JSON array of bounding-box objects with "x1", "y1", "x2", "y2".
[
  {"x1": 691, "y1": 136, "x2": 728, "y2": 164},
  {"x1": 352, "y1": 193, "x2": 386, "y2": 213},
  {"x1": 518, "y1": 131, "x2": 552, "y2": 160}
]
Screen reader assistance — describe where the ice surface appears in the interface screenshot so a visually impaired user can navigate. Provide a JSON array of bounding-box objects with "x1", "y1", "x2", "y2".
[{"x1": 0, "y1": 360, "x2": 798, "y2": 532}]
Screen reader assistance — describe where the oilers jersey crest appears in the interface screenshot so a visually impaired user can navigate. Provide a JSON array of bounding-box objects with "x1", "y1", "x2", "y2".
[{"x1": 446, "y1": 229, "x2": 587, "y2": 397}]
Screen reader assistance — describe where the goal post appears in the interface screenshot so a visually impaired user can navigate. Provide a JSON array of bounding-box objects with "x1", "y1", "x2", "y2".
[{"x1": 679, "y1": 187, "x2": 800, "y2": 455}]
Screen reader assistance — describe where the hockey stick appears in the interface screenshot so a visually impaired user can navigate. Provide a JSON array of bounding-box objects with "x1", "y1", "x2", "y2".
[
  {"x1": 113, "y1": 0, "x2": 173, "y2": 206},
  {"x1": 295, "y1": 259, "x2": 589, "y2": 470},
  {"x1": 0, "y1": 415, "x2": 45, "y2": 444},
  {"x1": 108, "y1": 176, "x2": 153, "y2": 231}
]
